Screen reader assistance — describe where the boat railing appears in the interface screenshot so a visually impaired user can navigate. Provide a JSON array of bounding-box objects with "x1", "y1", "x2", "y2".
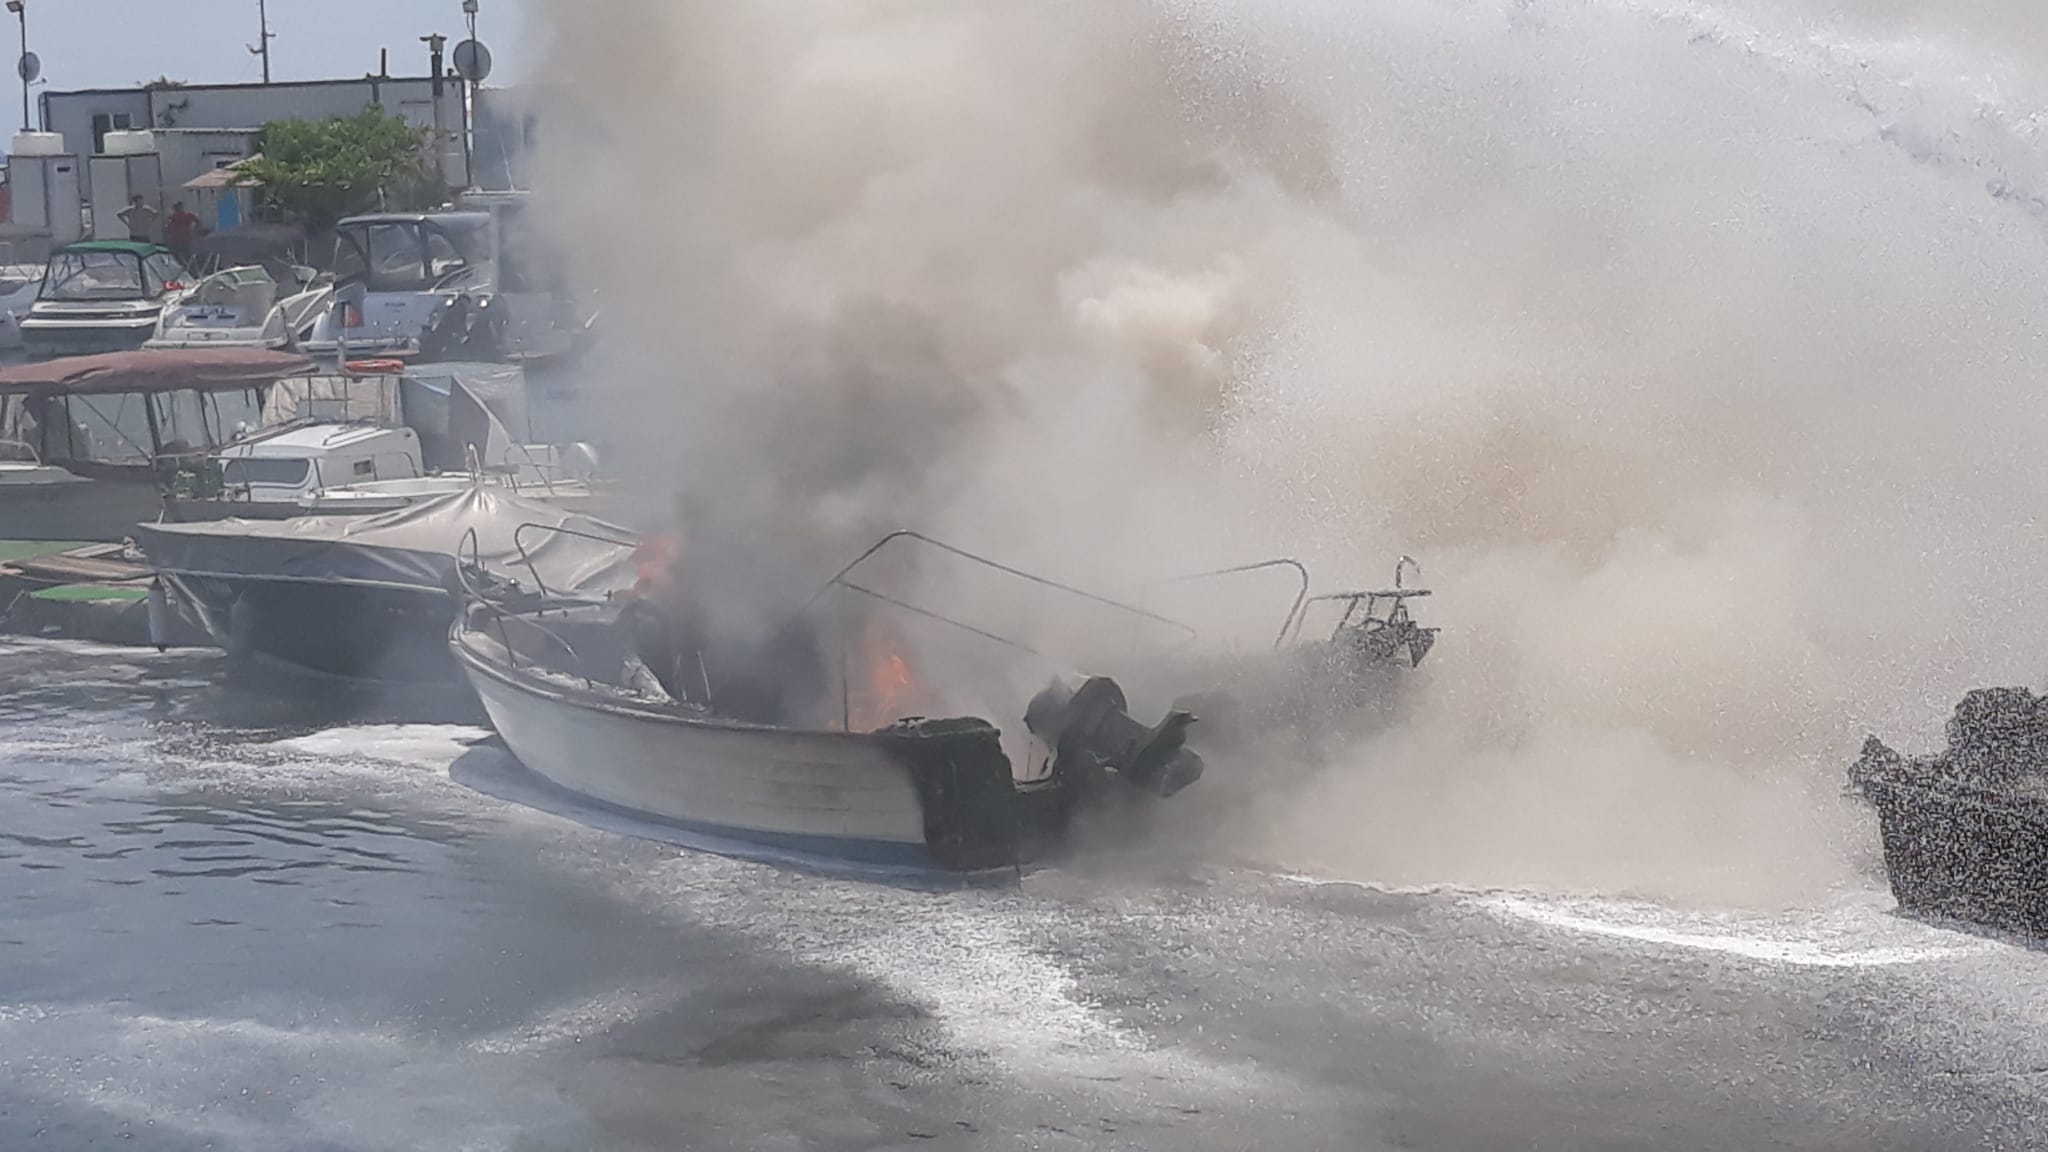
[
  {"x1": 506, "y1": 518, "x2": 642, "y2": 605},
  {"x1": 496, "y1": 441, "x2": 561, "y2": 498},
  {"x1": 807, "y1": 529, "x2": 1202, "y2": 731},
  {"x1": 456, "y1": 525, "x2": 597, "y2": 688},
  {"x1": 0, "y1": 437, "x2": 43, "y2": 466},
  {"x1": 1280, "y1": 557, "x2": 1432, "y2": 646},
  {"x1": 1134, "y1": 558, "x2": 1310, "y2": 653},
  {"x1": 807, "y1": 529, "x2": 1199, "y2": 651}
]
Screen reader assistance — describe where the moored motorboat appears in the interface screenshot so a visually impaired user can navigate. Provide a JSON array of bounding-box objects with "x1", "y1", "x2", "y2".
[
  {"x1": 20, "y1": 241, "x2": 187, "y2": 359},
  {"x1": 0, "y1": 347, "x2": 315, "y2": 542},
  {"x1": 146, "y1": 225, "x2": 332, "y2": 352},
  {"x1": 0, "y1": 263, "x2": 48, "y2": 351},
  {"x1": 137, "y1": 485, "x2": 638, "y2": 682}
]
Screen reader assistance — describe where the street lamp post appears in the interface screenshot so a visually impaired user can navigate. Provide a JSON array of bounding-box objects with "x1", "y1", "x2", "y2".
[
  {"x1": 250, "y1": 0, "x2": 274, "y2": 84},
  {"x1": 461, "y1": 0, "x2": 477, "y2": 190},
  {"x1": 6, "y1": 1, "x2": 27, "y2": 134},
  {"x1": 422, "y1": 33, "x2": 448, "y2": 193}
]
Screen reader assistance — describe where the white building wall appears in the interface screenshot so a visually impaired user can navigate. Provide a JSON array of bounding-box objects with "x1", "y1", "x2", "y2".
[
  {"x1": 41, "y1": 78, "x2": 466, "y2": 179},
  {"x1": 154, "y1": 129, "x2": 263, "y2": 200},
  {"x1": 39, "y1": 90, "x2": 150, "y2": 157}
]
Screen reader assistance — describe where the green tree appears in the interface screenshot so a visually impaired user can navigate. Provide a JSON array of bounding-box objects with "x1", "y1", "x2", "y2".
[{"x1": 239, "y1": 106, "x2": 441, "y2": 231}]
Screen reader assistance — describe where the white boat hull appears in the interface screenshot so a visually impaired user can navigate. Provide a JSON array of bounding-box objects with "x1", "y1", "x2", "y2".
[{"x1": 455, "y1": 631, "x2": 936, "y2": 866}]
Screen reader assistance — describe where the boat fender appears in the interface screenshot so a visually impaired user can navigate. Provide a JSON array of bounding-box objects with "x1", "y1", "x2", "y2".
[{"x1": 146, "y1": 580, "x2": 172, "y2": 653}]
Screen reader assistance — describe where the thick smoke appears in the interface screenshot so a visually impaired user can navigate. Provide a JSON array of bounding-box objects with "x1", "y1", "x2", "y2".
[{"x1": 528, "y1": 0, "x2": 2048, "y2": 905}]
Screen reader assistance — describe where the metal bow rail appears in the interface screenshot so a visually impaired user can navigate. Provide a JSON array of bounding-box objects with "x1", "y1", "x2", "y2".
[
  {"x1": 1135, "y1": 558, "x2": 1311, "y2": 652},
  {"x1": 1279, "y1": 556, "x2": 1432, "y2": 647},
  {"x1": 805, "y1": 529, "x2": 1201, "y2": 732},
  {"x1": 508, "y1": 519, "x2": 642, "y2": 604},
  {"x1": 455, "y1": 520, "x2": 645, "y2": 687}
]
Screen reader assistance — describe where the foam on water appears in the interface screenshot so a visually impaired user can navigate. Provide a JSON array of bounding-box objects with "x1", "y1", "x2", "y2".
[
  {"x1": 0, "y1": 1001, "x2": 573, "y2": 1151},
  {"x1": 581, "y1": 849, "x2": 1274, "y2": 1098},
  {"x1": 467, "y1": 982, "x2": 697, "y2": 1056},
  {"x1": 1475, "y1": 891, "x2": 1999, "y2": 968},
  {"x1": 268, "y1": 725, "x2": 493, "y2": 771}
]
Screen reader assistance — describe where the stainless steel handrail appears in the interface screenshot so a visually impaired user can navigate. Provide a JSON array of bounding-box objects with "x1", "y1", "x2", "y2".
[
  {"x1": 508, "y1": 519, "x2": 642, "y2": 602},
  {"x1": 1137, "y1": 558, "x2": 1311, "y2": 652}
]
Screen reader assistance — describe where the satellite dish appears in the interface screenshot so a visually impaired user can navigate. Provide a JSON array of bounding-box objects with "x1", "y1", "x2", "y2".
[
  {"x1": 16, "y1": 51, "x2": 38, "y2": 84},
  {"x1": 452, "y1": 39, "x2": 492, "y2": 84}
]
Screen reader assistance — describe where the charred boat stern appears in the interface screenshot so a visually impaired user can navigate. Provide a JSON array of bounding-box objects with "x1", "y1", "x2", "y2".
[{"x1": 1852, "y1": 688, "x2": 2048, "y2": 938}]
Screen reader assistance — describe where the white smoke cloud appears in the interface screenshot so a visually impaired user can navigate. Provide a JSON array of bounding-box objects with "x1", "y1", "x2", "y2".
[{"x1": 525, "y1": 0, "x2": 2048, "y2": 905}]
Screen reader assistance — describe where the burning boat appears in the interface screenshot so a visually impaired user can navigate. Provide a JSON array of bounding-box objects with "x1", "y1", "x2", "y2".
[
  {"x1": 137, "y1": 486, "x2": 638, "y2": 681},
  {"x1": 1852, "y1": 687, "x2": 2048, "y2": 938},
  {"x1": 451, "y1": 529, "x2": 1213, "y2": 875}
]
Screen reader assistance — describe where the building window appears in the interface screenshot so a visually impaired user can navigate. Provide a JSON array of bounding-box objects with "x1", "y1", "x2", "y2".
[{"x1": 89, "y1": 112, "x2": 134, "y2": 154}]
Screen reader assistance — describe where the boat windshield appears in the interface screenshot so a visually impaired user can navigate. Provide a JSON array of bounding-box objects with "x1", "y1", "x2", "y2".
[
  {"x1": 221, "y1": 456, "x2": 311, "y2": 488},
  {"x1": 39, "y1": 250, "x2": 149, "y2": 301},
  {"x1": 0, "y1": 265, "x2": 42, "y2": 296},
  {"x1": 334, "y1": 219, "x2": 489, "y2": 293},
  {"x1": 15, "y1": 388, "x2": 265, "y2": 467}
]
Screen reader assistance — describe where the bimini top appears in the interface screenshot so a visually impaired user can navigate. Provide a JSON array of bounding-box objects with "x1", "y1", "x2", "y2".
[
  {"x1": 0, "y1": 347, "x2": 316, "y2": 397},
  {"x1": 56, "y1": 239, "x2": 175, "y2": 259}
]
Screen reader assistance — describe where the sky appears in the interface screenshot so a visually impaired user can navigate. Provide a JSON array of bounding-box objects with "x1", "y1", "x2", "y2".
[{"x1": 15, "y1": 0, "x2": 531, "y2": 93}]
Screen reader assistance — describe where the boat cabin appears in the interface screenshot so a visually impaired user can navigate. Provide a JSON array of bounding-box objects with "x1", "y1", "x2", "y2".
[
  {"x1": 214, "y1": 423, "x2": 424, "y2": 505},
  {"x1": 0, "y1": 348, "x2": 301, "y2": 483},
  {"x1": 307, "y1": 199, "x2": 579, "y2": 361},
  {"x1": 0, "y1": 348, "x2": 319, "y2": 540}
]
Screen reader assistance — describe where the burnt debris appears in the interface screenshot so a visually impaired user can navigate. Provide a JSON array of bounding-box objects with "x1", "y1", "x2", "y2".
[{"x1": 1853, "y1": 686, "x2": 2048, "y2": 939}]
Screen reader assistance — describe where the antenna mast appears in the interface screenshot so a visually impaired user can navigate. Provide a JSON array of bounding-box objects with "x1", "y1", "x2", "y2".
[{"x1": 249, "y1": 0, "x2": 275, "y2": 83}]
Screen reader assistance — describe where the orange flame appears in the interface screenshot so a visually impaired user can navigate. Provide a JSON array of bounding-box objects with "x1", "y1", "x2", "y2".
[
  {"x1": 847, "y1": 615, "x2": 922, "y2": 731},
  {"x1": 630, "y1": 535, "x2": 684, "y2": 599}
]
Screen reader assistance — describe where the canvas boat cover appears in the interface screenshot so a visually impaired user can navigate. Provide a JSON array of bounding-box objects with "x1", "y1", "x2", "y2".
[
  {"x1": 0, "y1": 348, "x2": 316, "y2": 397},
  {"x1": 135, "y1": 484, "x2": 637, "y2": 596},
  {"x1": 259, "y1": 374, "x2": 402, "y2": 427},
  {"x1": 400, "y1": 362, "x2": 529, "y2": 470}
]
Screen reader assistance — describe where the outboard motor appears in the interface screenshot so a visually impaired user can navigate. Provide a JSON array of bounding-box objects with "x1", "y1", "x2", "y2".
[
  {"x1": 1025, "y1": 674, "x2": 1205, "y2": 798},
  {"x1": 418, "y1": 293, "x2": 506, "y2": 362}
]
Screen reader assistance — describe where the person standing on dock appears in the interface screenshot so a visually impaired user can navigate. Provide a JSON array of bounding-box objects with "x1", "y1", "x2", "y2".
[
  {"x1": 119, "y1": 196, "x2": 160, "y2": 244},
  {"x1": 165, "y1": 201, "x2": 202, "y2": 264}
]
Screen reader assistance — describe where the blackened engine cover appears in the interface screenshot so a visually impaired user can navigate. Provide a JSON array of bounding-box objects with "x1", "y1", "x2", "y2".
[{"x1": 874, "y1": 718, "x2": 1021, "y2": 872}]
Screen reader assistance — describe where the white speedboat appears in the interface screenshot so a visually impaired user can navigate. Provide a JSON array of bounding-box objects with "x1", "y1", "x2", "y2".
[
  {"x1": 452, "y1": 595, "x2": 1070, "y2": 876},
  {"x1": 450, "y1": 530, "x2": 1217, "y2": 876},
  {"x1": 20, "y1": 241, "x2": 188, "y2": 359},
  {"x1": 0, "y1": 263, "x2": 49, "y2": 351},
  {"x1": 301, "y1": 199, "x2": 588, "y2": 363},
  {"x1": 148, "y1": 225, "x2": 334, "y2": 352},
  {"x1": 300, "y1": 212, "x2": 490, "y2": 359}
]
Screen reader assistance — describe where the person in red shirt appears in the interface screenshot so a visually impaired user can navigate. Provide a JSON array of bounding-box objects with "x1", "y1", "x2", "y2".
[{"x1": 164, "y1": 201, "x2": 202, "y2": 263}]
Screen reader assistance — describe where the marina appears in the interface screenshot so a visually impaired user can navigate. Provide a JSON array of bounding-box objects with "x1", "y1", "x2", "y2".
[{"x1": 3, "y1": 1, "x2": 2048, "y2": 1149}]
